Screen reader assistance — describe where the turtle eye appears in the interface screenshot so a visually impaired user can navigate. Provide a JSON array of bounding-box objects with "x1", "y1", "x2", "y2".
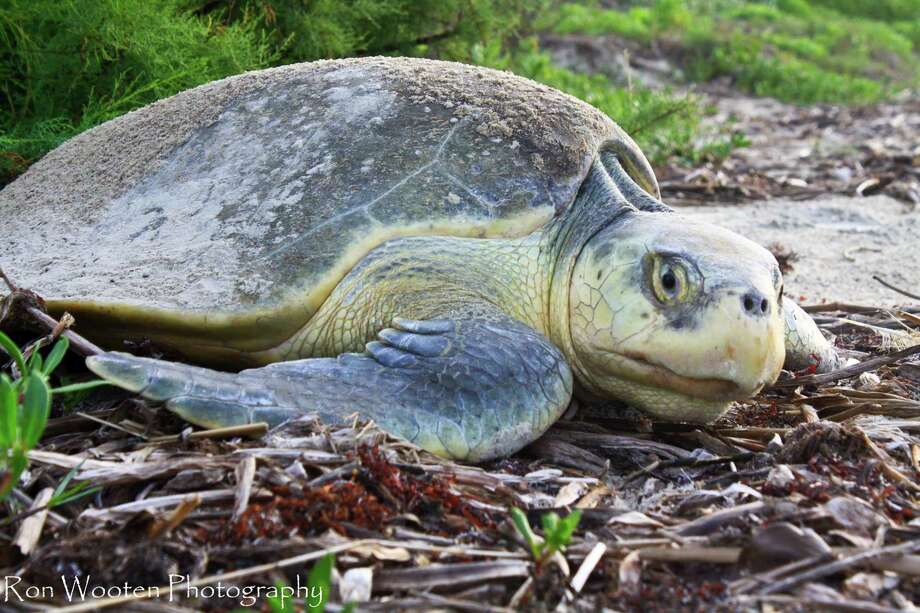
[{"x1": 650, "y1": 257, "x2": 691, "y2": 304}]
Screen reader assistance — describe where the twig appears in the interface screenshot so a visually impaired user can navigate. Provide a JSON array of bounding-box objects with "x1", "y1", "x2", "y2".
[
  {"x1": 145, "y1": 422, "x2": 268, "y2": 444},
  {"x1": 738, "y1": 594, "x2": 904, "y2": 613},
  {"x1": 759, "y1": 538, "x2": 920, "y2": 595},
  {"x1": 623, "y1": 452, "x2": 756, "y2": 483},
  {"x1": 13, "y1": 488, "x2": 54, "y2": 555},
  {"x1": 637, "y1": 546, "x2": 740, "y2": 564},
  {"x1": 0, "y1": 267, "x2": 104, "y2": 357},
  {"x1": 76, "y1": 411, "x2": 149, "y2": 440},
  {"x1": 773, "y1": 343, "x2": 920, "y2": 388},
  {"x1": 407, "y1": 591, "x2": 513, "y2": 613},
  {"x1": 732, "y1": 551, "x2": 834, "y2": 594},
  {"x1": 146, "y1": 495, "x2": 201, "y2": 539},
  {"x1": 569, "y1": 542, "x2": 607, "y2": 594},
  {"x1": 873, "y1": 275, "x2": 920, "y2": 301},
  {"x1": 231, "y1": 456, "x2": 257, "y2": 523},
  {"x1": 858, "y1": 429, "x2": 920, "y2": 492}
]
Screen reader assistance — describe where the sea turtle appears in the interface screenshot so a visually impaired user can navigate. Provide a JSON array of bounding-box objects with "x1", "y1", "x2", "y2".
[{"x1": 1, "y1": 57, "x2": 841, "y2": 461}]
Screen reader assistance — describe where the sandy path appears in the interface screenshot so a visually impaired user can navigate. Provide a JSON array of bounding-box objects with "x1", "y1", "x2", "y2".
[{"x1": 682, "y1": 195, "x2": 919, "y2": 306}]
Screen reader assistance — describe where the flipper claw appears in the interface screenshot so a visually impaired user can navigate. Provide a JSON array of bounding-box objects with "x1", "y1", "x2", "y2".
[
  {"x1": 377, "y1": 328, "x2": 451, "y2": 356},
  {"x1": 392, "y1": 318, "x2": 455, "y2": 334}
]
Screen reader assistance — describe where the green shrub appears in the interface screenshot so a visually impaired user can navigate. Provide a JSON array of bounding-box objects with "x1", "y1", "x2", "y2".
[
  {"x1": 0, "y1": 1, "x2": 545, "y2": 183},
  {"x1": 0, "y1": 0, "x2": 276, "y2": 182},
  {"x1": 544, "y1": 0, "x2": 919, "y2": 105}
]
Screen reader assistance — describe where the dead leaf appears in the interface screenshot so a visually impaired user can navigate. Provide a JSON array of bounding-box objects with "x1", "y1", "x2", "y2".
[
  {"x1": 575, "y1": 484, "x2": 611, "y2": 509},
  {"x1": 741, "y1": 522, "x2": 831, "y2": 572},
  {"x1": 824, "y1": 496, "x2": 888, "y2": 536},
  {"x1": 618, "y1": 550, "x2": 642, "y2": 597},
  {"x1": 554, "y1": 481, "x2": 588, "y2": 507},
  {"x1": 15, "y1": 487, "x2": 53, "y2": 555},
  {"x1": 351, "y1": 543, "x2": 412, "y2": 562},
  {"x1": 608, "y1": 511, "x2": 664, "y2": 528}
]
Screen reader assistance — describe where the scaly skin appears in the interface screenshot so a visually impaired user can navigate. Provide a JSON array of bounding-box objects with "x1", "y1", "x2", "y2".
[
  {"x1": 275, "y1": 232, "x2": 552, "y2": 360},
  {"x1": 87, "y1": 157, "x2": 842, "y2": 461}
]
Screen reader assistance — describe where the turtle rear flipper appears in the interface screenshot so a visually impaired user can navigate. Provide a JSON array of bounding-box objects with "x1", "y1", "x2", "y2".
[{"x1": 87, "y1": 314, "x2": 573, "y2": 462}]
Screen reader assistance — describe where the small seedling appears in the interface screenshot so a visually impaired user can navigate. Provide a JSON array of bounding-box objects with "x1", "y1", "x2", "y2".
[
  {"x1": 0, "y1": 331, "x2": 108, "y2": 502},
  {"x1": 252, "y1": 553, "x2": 354, "y2": 613},
  {"x1": 510, "y1": 507, "x2": 582, "y2": 564},
  {"x1": 305, "y1": 553, "x2": 332, "y2": 613}
]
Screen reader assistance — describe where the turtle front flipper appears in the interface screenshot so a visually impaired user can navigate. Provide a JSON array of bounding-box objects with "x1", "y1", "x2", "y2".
[
  {"x1": 87, "y1": 315, "x2": 573, "y2": 462},
  {"x1": 782, "y1": 299, "x2": 845, "y2": 373}
]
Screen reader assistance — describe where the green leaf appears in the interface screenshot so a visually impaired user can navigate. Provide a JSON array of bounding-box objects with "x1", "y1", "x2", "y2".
[
  {"x1": 0, "y1": 452, "x2": 29, "y2": 500},
  {"x1": 26, "y1": 347, "x2": 43, "y2": 373},
  {"x1": 546, "y1": 509, "x2": 582, "y2": 552},
  {"x1": 49, "y1": 482, "x2": 100, "y2": 508},
  {"x1": 266, "y1": 580, "x2": 294, "y2": 613},
  {"x1": 510, "y1": 507, "x2": 543, "y2": 559},
  {"x1": 49, "y1": 461, "x2": 100, "y2": 507},
  {"x1": 541, "y1": 511, "x2": 560, "y2": 536},
  {"x1": 306, "y1": 553, "x2": 334, "y2": 613},
  {"x1": 42, "y1": 337, "x2": 70, "y2": 376},
  {"x1": 0, "y1": 374, "x2": 17, "y2": 448},
  {"x1": 0, "y1": 332, "x2": 25, "y2": 377},
  {"x1": 20, "y1": 376, "x2": 50, "y2": 449},
  {"x1": 51, "y1": 461, "x2": 81, "y2": 501}
]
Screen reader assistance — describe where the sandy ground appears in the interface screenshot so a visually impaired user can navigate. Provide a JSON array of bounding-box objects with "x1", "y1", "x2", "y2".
[{"x1": 681, "y1": 194, "x2": 919, "y2": 306}]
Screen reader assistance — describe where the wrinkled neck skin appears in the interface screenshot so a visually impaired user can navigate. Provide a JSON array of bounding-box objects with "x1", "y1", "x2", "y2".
[{"x1": 542, "y1": 159, "x2": 640, "y2": 392}]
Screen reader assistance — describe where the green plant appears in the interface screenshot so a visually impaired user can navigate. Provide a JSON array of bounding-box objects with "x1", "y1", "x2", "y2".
[
  {"x1": 0, "y1": 0, "x2": 544, "y2": 184},
  {"x1": 252, "y1": 553, "x2": 353, "y2": 613},
  {"x1": 543, "y1": 1, "x2": 920, "y2": 105},
  {"x1": 47, "y1": 461, "x2": 100, "y2": 508},
  {"x1": 0, "y1": 332, "x2": 107, "y2": 501},
  {"x1": 510, "y1": 507, "x2": 582, "y2": 564},
  {"x1": 305, "y1": 553, "x2": 333, "y2": 613},
  {"x1": 481, "y1": 38, "x2": 703, "y2": 162}
]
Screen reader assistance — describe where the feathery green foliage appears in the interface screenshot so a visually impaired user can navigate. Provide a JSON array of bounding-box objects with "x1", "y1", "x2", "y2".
[
  {"x1": 9, "y1": 0, "x2": 911, "y2": 184},
  {"x1": 0, "y1": 0, "x2": 277, "y2": 182},
  {"x1": 183, "y1": 0, "x2": 535, "y2": 63},
  {"x1": 0, "y1": 0, "x2": 541, "y2": 183}
]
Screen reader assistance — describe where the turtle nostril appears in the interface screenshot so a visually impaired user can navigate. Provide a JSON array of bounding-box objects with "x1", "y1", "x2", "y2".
[
  {"x1": 743, "y1": 295, "x2": 755, "y2": 312},
  {"x1": 742, "y1": 291, "x2": 770, "y2": 317}
]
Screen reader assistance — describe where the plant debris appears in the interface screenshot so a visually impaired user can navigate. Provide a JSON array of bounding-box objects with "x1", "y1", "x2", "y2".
[{"x1": 0, "y1": 298, "x2": 916, "y2": 611}]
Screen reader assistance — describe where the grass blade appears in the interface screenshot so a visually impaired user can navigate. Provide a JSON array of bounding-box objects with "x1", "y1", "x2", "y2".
[
  {"x1": 42, "y1": 337, "x2": 70, "y2": 376},
  {"x1": 52, "y1": 380, "x2": 111, "y2": 394}
]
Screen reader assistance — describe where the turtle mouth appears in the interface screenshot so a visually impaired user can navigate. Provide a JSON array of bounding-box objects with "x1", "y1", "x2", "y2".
[{"x1": 599, "y1": 350, "x2": 750, "y2": 401}]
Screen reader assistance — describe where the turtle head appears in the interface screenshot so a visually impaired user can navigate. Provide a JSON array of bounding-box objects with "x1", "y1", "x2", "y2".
[{"x1": 566, "y1": 211, "x2": 785, "y2": 423}]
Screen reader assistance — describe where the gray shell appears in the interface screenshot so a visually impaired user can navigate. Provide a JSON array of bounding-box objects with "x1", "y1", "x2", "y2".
[{"x1": 1, "y1": 57, "x2": 650, "y2": 340}]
